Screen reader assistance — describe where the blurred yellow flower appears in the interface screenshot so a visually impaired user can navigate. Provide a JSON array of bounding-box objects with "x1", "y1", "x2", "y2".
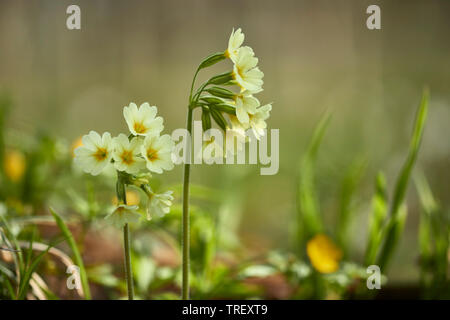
[
  {"x1": 4, "y1": 150, "x2": 26, "y2": 182},
  {"x1": 71, "y1": 136, "x2": 83, "y2": 157},
  {"x1": 112, "y1": 190, "x2": 140, "y2": 206},
  {"x1": 306, "y1": 234, "x2": 342, "y2": 274}
]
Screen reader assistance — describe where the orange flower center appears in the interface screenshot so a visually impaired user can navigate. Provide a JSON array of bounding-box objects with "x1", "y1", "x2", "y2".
[
  {"x1": 93, "y1": 147, "x2": 108, "y2": 161},
  {"x1": 146, "y1": 148, "x2": 158, "y2": 161},
  {"x1": 120, "y1": 150, "x2": 134, "y2": 165},
  {"x1": 133, "y1": 121, "x2": 147, "y2": 134}
]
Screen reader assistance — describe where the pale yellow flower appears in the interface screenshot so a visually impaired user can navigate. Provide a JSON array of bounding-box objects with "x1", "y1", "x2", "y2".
[
  {"x1": 74, "y1": 131, "x2": 113, "y2": 176},
  {"x1": 141, "y1": 134, "x2": 174, "y2": 174},
  {"x1": 247, "y1": 104, "x2": 272, "y2": 140},
  {"x1": 112, "y1": 134, "x2": 145, "y2": 174},
  {"x1": 225, "y1": 28, "x2": 251, "y2": 63},
  {"x1": 146, "y1": 190, "x2": 174, "y2": 220},
  {"x1": 105, "y1": 204, "x2": 141, "y2": 229},
  {"x1": 234, "y1": 90, "x2": 261, "y2": 124},
  {"x1": 232, "y1": 47, "x2": 264, "y2": 92},
  {"x1": 306, "y1": 234, "x2": 342, "y2": 274},
  {"x1": 123, "y1": 102, "x2": 163, "y2": 136}
]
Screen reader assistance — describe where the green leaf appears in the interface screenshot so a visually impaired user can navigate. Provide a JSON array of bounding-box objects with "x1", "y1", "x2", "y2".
[
  {"x1": 364, "y1": 172, "x2": 388, "y2": 266},
  {"x1": 50, "y1": 208, "x2": 91, "y2": 300},
  {"x1": 390, "y1": 88, "x2": 429, "y2": 219},
  {"x1": 296, "y1": 111, "x2": 331, "y2": 249},
  {"x1": 377, "y1": 204, "x2": 407, "y2": 270},
  {"x1": 376, "y1": 88, "x2": 429, "y2": 270},
  {"x1": 336, "y1": 157, "x2": 367, "y2": 256},
  {"x1": 17, "y1": 244, "x2": 51, "y2": 300},
  {"x1": 415, "y1": 172, "x2": 449, "y2": 296}
]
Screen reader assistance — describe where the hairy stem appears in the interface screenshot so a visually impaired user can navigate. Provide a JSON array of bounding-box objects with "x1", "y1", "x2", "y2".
[
  {"x1": 116, "y1": 174, "x2": 134, "y2": 300},
  {"x1": 181, "y1": 107, "x2": 193, "y2": 300}
]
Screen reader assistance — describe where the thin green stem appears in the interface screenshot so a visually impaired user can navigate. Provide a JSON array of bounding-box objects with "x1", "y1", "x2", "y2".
[
  {"x1": 116, "y1": 174, "x2": 134, "y2": 300},
  {"x1": 189, "y1": 67, "x2": 201, "y2": 103},
  {"x1": 123, "y1": 224, "x2": 133, "y2": 300},
  {"x1": 181, "y1": 107, "x2": 193, "y2": 300}
]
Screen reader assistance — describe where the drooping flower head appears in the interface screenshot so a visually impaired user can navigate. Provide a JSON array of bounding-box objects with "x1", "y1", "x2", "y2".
[
  {"x1": 247, "y1": 103, "x2": 272, "y2": 140},
  {"x1": 225, "y1": 28, "x2": 247, "y2": 63},
  {"x1": 141, "y1": 134, "x2": 175, "y2": 174},
  {"x1": 123, "y1": 102, "x2": 164, "y2": 136},
  {"x1": 223, "y1": 116, "x2": 248, "y2": 157},
  {"x1": 146, "y1": 190, "x2": 174, "y2": 220},
  {"x1": 232, "y1": 47, "x2": 264, "y2": 92},
  {"x1": 105, "y1": 204, "x2": 141, "y2": 229},
  {"x1": 234, "y1": 89, "x2": 261, "y2": 124},
  {"x1": 112, "y1": 134, "x2": 145, "y2": 174},
  {"x1": 74, "y1": 131, "x2": 113, "y2": 175}
]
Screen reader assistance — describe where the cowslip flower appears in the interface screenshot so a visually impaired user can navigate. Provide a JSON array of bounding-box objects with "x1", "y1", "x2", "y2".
[
  {"x1": 146, "y1": 190, "x2": 174, "y2": 220},
  {"x1": 247, "y1": 103, "x2": 272, "y2": 140},
  {"x1": 75, "y1": 101, "x2": 174, "y2": 300},
  {"x1": 74, "y1": 131, "x2": 113, "y2": 175},
  {"x1": 234, "y1": 89, "x2": 261, "y2": 124},
  {"x1": 105, "y1": 204, "x2": 141, "y2": 229},
  {"x1": 306, "y1": 234, "x2": 342, "y2": 274},
  {"x1": 232, "y1": 47, "x2": 264, "y2": 92},
  {"x1": 179, "y1": 27, "x2": 271, "y2": 299},
  {"x1": 123, "y1": 102, "x2": 163, "y2": 136},
  {"x1": 225, "y1": 28, "x2": 251, "y2": 63},
  {"x1": 141, "y1": 134, "x2": 175, "y2": 174},
  {"x1": 112, "y1": 134, "x2": 145, "y2": 174}
]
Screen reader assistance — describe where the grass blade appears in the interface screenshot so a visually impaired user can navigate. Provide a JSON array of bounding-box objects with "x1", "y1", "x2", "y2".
[
  {"x1": 376, "y1": 88, "x2": 429, "y2": 270},
  {"x1": 364, "y1": 172, "x2": 388, "y2": 266},
  {"x1": 336, "y1": 157, "x2": 367, "y2": 255},
  {"x1": 296, "y1": 111, "x2": 331, "y2": 250},
  {"x1": 50, "y1": 207, "x2": 91, "y2": 300},
  {"x1": 17, "y1": 244, "x2": 51, "y2": 300}
]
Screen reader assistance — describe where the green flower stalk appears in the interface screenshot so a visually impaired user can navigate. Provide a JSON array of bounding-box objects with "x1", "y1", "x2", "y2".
[
  {"x1": 181, "y1": 28, "x2": 272, "y2": 299},
  {"x1": 74, "y1": 102, "x2": 175, "y2": 300}
]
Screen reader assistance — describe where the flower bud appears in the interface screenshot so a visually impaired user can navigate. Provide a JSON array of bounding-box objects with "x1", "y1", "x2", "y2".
[
  {"x1": 213, "y1": 103, "x2": 236, "y2": 115},
  {"x1": 200, "y1": 96, "x2": 224, "y2": 105},
  {"x1": 210, "y1": 109, "x2": 227, "y2": 131},
  {"x1": 198, "y1": 52, "x2": 226, "y2": 70},
  {"x1": 205, "y1": 87, "x2": 236, "y2": 99},
  {"x1": 201, "y1": 107, "x2": 212, "y2": 131},
  {"x1": 209, "y1": 72, "x2": 233, "y2": 85}
]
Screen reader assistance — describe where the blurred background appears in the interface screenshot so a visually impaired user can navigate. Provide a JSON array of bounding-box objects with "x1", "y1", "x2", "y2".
[{"x1": 0, "y1": 0, "x2": 449, "y2": 298}]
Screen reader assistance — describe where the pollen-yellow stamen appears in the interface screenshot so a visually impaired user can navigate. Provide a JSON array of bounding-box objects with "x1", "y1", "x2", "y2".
[
  {"x1": 133, "y1": 122, "x2": 147, "y2": 134},
  {"x1": 146, "y1": 148, "x2": 158, "y2": 161},
  {"x1": 93, "y1": 147, "x2": 108, "y2": 162},
  {"x1": 120, "y1": 150, "x2": 134, "y2": 165}
]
